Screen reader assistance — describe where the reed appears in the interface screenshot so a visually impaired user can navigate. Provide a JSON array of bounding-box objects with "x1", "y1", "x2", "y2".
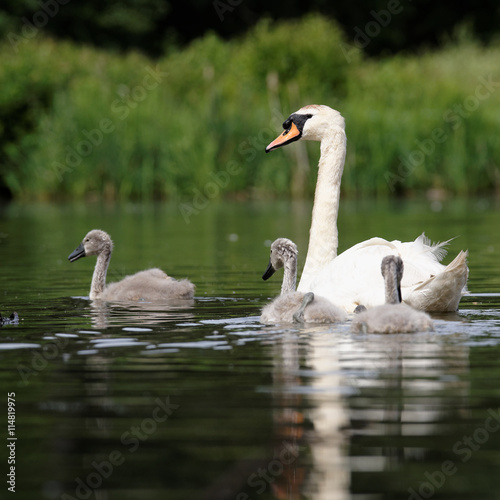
[{"x1": 1, "y1": 16, "x2": 499, "y2": 201}]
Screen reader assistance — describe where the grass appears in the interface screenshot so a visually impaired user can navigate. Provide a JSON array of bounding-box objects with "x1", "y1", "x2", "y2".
[{"x1": 0, "y1": 15, "x2": 499, "y2": 201}]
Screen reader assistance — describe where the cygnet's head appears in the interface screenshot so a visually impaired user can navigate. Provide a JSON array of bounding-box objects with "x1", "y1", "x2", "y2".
[
  {"x1": 266, "y1": 104, "x2": 345, "y2": 152},
  {"x1": 68, "y1": 230, "x2": 113, "y2": 262},
  {"x1": 262, "y1": 238, "x2": 298, "y2": 281}
]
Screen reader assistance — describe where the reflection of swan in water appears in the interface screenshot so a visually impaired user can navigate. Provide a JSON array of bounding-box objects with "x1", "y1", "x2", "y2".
[
  {"x1": 266, "y1": 104, "x2": 468, "y2": 312},
  {"x1": 351, "y1": 256, "x2": 434, "y2": 333},
  {"x1": 68, "y1": 229, "x2": 195, "y2": 302},
  {"x1": 260, "y1": 238, "x2": 346, "y2": 324}
]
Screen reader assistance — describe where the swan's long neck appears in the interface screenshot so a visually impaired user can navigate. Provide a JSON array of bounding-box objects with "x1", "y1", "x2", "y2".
[
  {"x1": 298, "y1": 129, "x2": 346, "y2": 291},
  {"x1": 90, "y1": 250, "x2": 111, "y2": 299},
  {"x1": 281, "y1": 257, "x2": 298, "y2": 295}
]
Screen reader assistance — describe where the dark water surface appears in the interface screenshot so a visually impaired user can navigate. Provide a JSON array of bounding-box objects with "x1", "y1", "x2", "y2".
[{"x1": 1, "y1": 198, "x2": 500, "y2": 500}]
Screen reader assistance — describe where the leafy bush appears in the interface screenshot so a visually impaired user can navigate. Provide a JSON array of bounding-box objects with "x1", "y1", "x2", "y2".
[{"x1": 0, "y1": 16, "x2": 499, "y2": 201}]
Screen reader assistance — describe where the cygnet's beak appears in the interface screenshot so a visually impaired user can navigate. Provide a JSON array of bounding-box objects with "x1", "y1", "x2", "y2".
[
  {"x1": 265, "y1": 122, "x2": 301, "y2": 153},
  {"x1": 68, "y1": 243, "x2": 86, "y2": 262},
  {"x1": 262, "y1": 261, "x2": 277, "y2": 281}
]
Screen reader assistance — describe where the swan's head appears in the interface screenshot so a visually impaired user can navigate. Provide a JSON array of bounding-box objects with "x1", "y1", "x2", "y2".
[
  {"x1": 68, "y1": 229, "x2": 113, "y2": 262},
  {"x1": 266, "y1": 105, "x2": 345, "y2": 152},
  {"x1": 262, "y1": 238, "x2": 298, "y2": 280}
]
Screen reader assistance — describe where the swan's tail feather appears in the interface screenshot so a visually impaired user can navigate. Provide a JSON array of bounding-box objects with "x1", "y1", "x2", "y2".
[
  {"x1": 444, "y1": 249, "x2": 469, "y2": 294},
  {"x1": 405, "y1": 250, "x2": 469, "y2": 312}
]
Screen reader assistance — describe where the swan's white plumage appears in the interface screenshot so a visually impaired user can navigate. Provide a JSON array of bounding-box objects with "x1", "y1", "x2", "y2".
[
  {"x1": 267, "y1": 105, "x2": 469, "y2": 313},
  {"x1": 308, "y1": 233, "x2": 468, "y2": 312}
]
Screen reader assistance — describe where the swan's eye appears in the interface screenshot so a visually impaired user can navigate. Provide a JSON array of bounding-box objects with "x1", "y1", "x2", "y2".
[{"x1": 306, "y1": 114, "x2": 313, "y2": 119}]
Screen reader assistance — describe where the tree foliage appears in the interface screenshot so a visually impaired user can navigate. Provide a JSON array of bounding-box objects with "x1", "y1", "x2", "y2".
[{"x1": 1, "y1": 0, "x2": 500, "y2": 57}]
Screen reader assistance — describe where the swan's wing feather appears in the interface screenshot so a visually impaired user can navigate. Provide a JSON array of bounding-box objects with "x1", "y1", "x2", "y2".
[
  {"x1": 306, "y1": 239, "x2": 397, "y2": 310},
  {"x1": 405, "y1": 250, "x2": 468, "y2": 311},
  {"x1": 397, "y1": 236, "x2": 446, "y2": 287},
  {"x1": 302, "y1": 235, "x2": 465, "y2": 312},
  {"x1": 414, "y1": 232, "x2": 451, "y2": 261}
]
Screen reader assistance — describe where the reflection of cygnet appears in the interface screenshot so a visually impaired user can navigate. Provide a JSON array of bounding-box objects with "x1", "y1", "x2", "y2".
[
  {"x1": 351, "y1": 255, "x2": 434, "y2": 334},
  {"x1": 68, "y1": 229, "x2": 195, "y2": 301},
  {"x1": 260, "y1": 238, "x2": 346, "y2": 324}
]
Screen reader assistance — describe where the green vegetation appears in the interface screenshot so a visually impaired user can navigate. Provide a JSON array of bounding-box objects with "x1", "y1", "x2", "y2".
[{"x1": 1, "y1": 15, "x2": 499, "y2": 201}]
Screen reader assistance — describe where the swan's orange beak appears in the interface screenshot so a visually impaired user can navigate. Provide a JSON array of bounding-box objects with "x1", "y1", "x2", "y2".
[{"x1": 266, "y1": 122, "x2": 301, "y2": 153}]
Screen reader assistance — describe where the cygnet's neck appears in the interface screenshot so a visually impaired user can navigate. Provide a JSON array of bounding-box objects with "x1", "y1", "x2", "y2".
[
  {"x1": 281, "y1": 257, "x2": 298, "y2": 295},
  {"x1": 90, "y1": 249, "x2": 111, "y2": 299},
  {"x1": 298, "y1": 128, "x2": 346, "y2": 291},
  {"x1": 384, "y1": 267, "x2": 402, "y2": 305}
]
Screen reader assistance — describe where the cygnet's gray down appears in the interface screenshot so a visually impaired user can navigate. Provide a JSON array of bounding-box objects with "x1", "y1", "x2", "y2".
[
  {"x1": 68, "y1": 229, "x2": 195, "y2": 302},
  {"x1": 351, "y1": 255, "x2": 434, "y2": 334},
  {"x1": 260, "y1": 238, "x2": 346, "y2": 324}
]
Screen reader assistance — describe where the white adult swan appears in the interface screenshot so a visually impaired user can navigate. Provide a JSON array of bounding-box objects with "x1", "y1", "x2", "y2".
[
  {"x1": 68, "y1": 229, "x2": 195, "y2": 301},
  {"x1": 260, "y1": 238, "x2": 346, "y2": 324},
  {"x1": 266, "y1": 104, "x2": 468, "y2": 312},
  {"x1": 351, "y1": 255, "x2": 434, "y2": 333}
]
